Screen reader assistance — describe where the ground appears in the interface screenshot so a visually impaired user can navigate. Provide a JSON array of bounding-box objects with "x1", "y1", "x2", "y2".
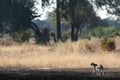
[
  {"x1": 0, "y1": 37, "x2": 120, "y2": 79},
  {"x1": 0, "y1": 68, "x2": 120, "y2": 80}
]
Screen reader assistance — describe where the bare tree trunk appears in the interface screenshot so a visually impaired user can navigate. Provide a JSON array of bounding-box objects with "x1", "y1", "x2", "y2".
[
  {"x1": 74, "y1": 25, "x2": 81, "y2": 41},
  {"x1": 71, "y1": 23, "x2": 75, "y2": 41},
  {"x1": 70, "y1": 8, "x2": 75, "y2": 41},
  {"x1": 31, "y1": 22, "x2": 42, "y2": 43},
  {"x1": 56, "y1": 0, "x2": 61, "y2": 41}
]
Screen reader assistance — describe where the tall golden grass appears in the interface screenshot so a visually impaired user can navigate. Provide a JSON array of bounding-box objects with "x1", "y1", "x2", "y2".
[{"x1": 0, "y1": 37, "x2": 120, "y2": 69}]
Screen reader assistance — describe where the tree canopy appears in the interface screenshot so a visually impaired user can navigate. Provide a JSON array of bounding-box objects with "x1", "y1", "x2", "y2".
[
  {"x1": 42, "y1": 0, "x2": 102, "y2": 41},
  {"x1": 53, "y1": 0, "x2": 101, "y2": 41},
  {"x1": 0, "y1": 0, "x2": 119, "y2": 43},
  {"x1": 92, "y1": 0, "x2": 120, "y2": 17},
  {"x1": 0, "y1": 0, "x2": 38, "y2": 36}
]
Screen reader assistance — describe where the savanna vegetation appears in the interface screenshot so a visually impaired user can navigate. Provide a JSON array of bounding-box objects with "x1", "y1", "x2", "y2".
[
  {"x1": 0, "y1": 37, "x2": 119, "y2": 69},
  {"x1": 0, "y1": 0, "x2": 120, "y2": 69}
]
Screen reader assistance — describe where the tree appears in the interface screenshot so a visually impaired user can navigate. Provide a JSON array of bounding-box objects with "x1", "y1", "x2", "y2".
[
  {"x1": 41, "y1": 0, "x2": 62, "y2": 41},
  {"x1": 0, "y1": 0, "x2": 43, "y2": 42},
  {"x1": 93, "y1": 0, "x2": 120, "y2": 17},
  {"x1": 56, "y1": 0, "x2": 61, "y2": 40},
  {"x1": 47, "y1": 0, "x2": 100, "y2": 41},
  {"x1": 59, "y1": 0, "x2": 99, "y2": 41}
]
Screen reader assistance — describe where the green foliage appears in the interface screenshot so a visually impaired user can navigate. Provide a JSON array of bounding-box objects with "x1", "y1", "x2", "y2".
[
  {"x1": 100, "y1": 37, "x2": 116, "y2": 51},
  {"x1": 12, "y1": 28, "x2": 31, "y2": 42},
  {"x1": 47, "y1": 0, "x2": 101, "y2": 41},
  {"x1": 86, "y1": 26, "x2": 120, "y2": 38},
  {"x1": 61, "y1": 0, "x2": 100, "y2": 41},
  {"x1": 48, "y1": 11, "x2": 56, "y2": 28},
  {"x1": 0, "y1": 0, "x2": 39, "y2": 41}
]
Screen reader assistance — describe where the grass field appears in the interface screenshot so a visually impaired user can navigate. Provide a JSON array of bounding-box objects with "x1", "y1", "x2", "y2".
[{"x1": 0, "y1": 37, "x2": 120, "y2": 69}]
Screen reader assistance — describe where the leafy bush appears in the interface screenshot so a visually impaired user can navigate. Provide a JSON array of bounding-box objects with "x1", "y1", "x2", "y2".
[
  {"x1": 12, "y1": 28, "x2": 31, "y2": 42},
  {"x1": 100, "y1": 37, "x2": 116, "y2": 51},
  {"x1": 83, "y1": 26, "x2": 120, "y2": 38}
]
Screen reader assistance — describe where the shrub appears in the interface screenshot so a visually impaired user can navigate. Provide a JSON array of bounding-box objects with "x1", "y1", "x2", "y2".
[
  {"x1": 85, "y1": 44, "x2": 92, "y2": 52},
  {"x1": 101, "y1": 37, "x2": 116, "y2": 51},
  {"x1": 12, "y1": 28, "x2": 31, "y2": 42},
  {"x1": 84, "y1": 26, "x2": 120, "y2": 38}
]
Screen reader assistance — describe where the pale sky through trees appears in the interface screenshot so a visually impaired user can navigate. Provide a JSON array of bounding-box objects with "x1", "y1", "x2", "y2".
[
  {"x1": 35, "y1": 0, "x2": 56, "y2": 20},
  {"x1": 35, "y1": 0, "x2": 114, "y2": 20},
  {"x1": 96, "y1": 8, "x2": 112, "y2": 19}
]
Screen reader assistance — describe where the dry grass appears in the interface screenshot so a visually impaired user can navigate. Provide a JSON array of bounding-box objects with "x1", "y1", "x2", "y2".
[{"x1": 0, "y1": 37, "x2": 120, "y2": 69}]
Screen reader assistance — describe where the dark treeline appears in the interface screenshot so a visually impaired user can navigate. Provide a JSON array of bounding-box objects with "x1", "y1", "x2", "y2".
[{"x1": 0, "y1": 0, "x2": 120, "y2": 44}]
